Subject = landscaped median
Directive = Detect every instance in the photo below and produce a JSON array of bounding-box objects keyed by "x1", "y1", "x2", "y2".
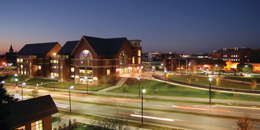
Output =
[
  {"x1": 108, "y1": 80, "x2": 260, "y2": 102},
  {"x1": 168, "y1": 75, "x2": 260, "y2": 90}
]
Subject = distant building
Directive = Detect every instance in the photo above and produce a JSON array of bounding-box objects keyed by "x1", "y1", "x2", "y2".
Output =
[
  {"x1": 17, "y1": 35, "x2": 142, "y2": 85},
  {"x1": 1, "y1": 45, "x2": 17, "y2": 66},
  {"x1": 211, "y1": 47, "x2": 254, "y2": 62},
  {"x1": 6, "y1": 95, "x2": 58, "y2": 130}
]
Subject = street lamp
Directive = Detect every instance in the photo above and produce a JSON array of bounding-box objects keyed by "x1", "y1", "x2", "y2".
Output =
[
  {"x1": 164, "y1": 69, "x2": 167, "y2": 83},
  {"x1": 84, "y1": 76, "x2": 88, "y2": 94},
  {"x1": 69, "y1": 84, "x2": 73, "y2": 113},
  {"x1": 51, "y1": 76, "x2": 55, "y2": 91},
  {"x1": 1, "y1": 81, "x2": 4, "y2": 84},
  {"x1": 22, "y1": 82, "x2": 25, "y2": 101},
  {"x1": 14, "y1": 78, "x2": 18, "y2": 93},
  {"x1": 209, "y1": 75, "x2": 212, "y2": 104},
  {"x1": 137, "y1": 76, "x2": 140, "y2": 98},
  {"x1": 141, "y1": 88, "x2": 146, "y2": 125}
]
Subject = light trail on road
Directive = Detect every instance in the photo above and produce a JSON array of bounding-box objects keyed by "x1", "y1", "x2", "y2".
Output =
[
  {"x1": 161, "y1": 105, "x2": 230, "y2": 112},
  {"x1": 130, "y1": 114, "x2": 174, "y2": 122}
]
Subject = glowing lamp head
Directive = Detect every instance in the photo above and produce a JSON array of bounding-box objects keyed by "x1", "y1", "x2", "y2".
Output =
[
  {"x1": 209, "y1": 77, "x2": 212, "y2": 82},
  {"x1": 215, "y1": 64, "x2": 218, "y2": 67},
  {"x1": 69, "y1": 86, "x2": 74, "y2": 89},
  {"x1": 22, "y1": 82, "x2": 26, "y2": 86},
  {"x1": 84, "y1": 76, "x2": 88, "y2": 80},
  {"x1": 1, "y1": 81, "x2": 4, "y2": 84},
  {"x1": 164, "y1": 70, "x2": 167, "y2": 73},
  {"x1": 137, "y1": 76, "x2": 140, "y2": 81},
  {"x1": 15, "y1": 78, "x2": 18, "y2": 82},
  {"x1": 142, "y1": 89, "x2": 146, "y2": 93}
]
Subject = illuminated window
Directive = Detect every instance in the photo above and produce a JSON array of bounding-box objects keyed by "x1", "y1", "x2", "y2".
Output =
[
  {"x1": 223, "y1": 55, "x2": 227, "y2": 57},
  {"x1": 138, "y1": 57, "x2": 141, "y2": 64},
  {"x1": 138, "y1": 50, "x2": 141, "y2": 56},
  {"x1": 21, "y1": 65, "x2": 23, "y2": 69},
  {"x1": 71, "y1": 67, "x2": 74, "y2": 72},
  {"x1": 38, "y1": 66, "x2": 41, "y2": 70},
  {"x1": 31, "y1": 120, "x2": 42, "y2": 130},
  {"x1": 20, "y1": 59, "x2": 23, "y2": 62},
  {"x1": 119, "y1": 50, "x2": 128, "y2": 66},
  {"x1": 132, "y1": 57, "x2": 135, "y2": 64},
  {"x1": 17, "y1": 59, "x2": 20, "y2": 62},
  {"x1": 107, "y1": 69, "x2": 110, "y2": 75}
]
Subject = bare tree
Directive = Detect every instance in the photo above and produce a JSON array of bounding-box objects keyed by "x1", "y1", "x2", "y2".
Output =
[
  {"x1": 236, "y1": 113, "x2": 254, "y2": 130},
  {"x1": 188, "y1": 60, "x2": 197, "y2": 78},
  {"x1": 122, "y1": 84, "x2": 129, "y2": 98},
  {"x1": 232, "y1": 89, "x2": 239, "y2": 105},
  {"x1": 251, "y1": 79, "x2": 257, "y2": 95},
  {"x1": 215, "y1": 77, "x2": 221, "y2": 93},
  {"x1": 187, "y1": 76, "x2": 192, "y2": 85}
]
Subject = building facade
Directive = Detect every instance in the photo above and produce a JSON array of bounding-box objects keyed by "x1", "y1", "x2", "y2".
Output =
[
  {"x1": 211, "y1": 47, "x2": 254, "y2": 62},
  {"x1": 17, "y1": 36, "x2": 142, "y2": 85}
]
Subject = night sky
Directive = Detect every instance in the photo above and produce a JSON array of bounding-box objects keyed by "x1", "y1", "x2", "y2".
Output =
[{"x1": 0, "y1": 0, "x2": 260, "y2": 54}]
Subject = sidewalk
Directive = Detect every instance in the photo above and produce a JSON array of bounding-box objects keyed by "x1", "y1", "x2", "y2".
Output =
[{"x1": 52, "y1": 113, "x2": 149, "y2": 130}]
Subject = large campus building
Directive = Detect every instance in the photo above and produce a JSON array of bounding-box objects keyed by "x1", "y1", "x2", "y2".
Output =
[{"x1": 17, "y1": 36, "x2": 142, "y2": 84}]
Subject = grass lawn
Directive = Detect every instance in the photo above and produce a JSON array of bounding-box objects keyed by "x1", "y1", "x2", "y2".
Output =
[
  {"x1": 52, "y1": 117, "x2": 60, "y2": 123},
  {"x1": 169, "y1": 75, "x2": 260, "y2": 90},
  {"x1": 26, "y1": 78, "x2": 58, "y2": 85},
  {"x1": 43, "y1": 82, "x2": 114, "y2": 91},
  {"x1": 227, "y1": 76, "x2": 260, "y2": 83},
  {"x1": 108, "y1": 80, "x2": 260, "y2": 102},
  {"x1": 3, "y1": 75, "x2": 24, "y2": 84}
]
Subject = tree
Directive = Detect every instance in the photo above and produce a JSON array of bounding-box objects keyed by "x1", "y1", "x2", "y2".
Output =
[
  {"x1": 249, "y1": 49, "x2": 260, "y2": 63},
  {"x1": 251, "y1": 79, "x2": 257, "y2": 95},
  {"x1": 30, "y1": 89, "x2": 38, "y2": 98},
  {"x1": 237, "y1": 63, "x2": 253, "y2": 73},
  {"x1": 236, "y1": 113, "x2": 254, "y2": 130},
  {"x1": 232, "y1": 89, "x2": 239, "y2": 105},
  {"x1": 187, "y1": 76, "x2": 192, "y2": 85},
  {"x1": 215, "y1": 77, "x2": 221, "y2": 93},
  {"x1": 122, "y1": 85, "x2": 129, "y2": 98},
  {"x1": 0, "y1": 78, "x2": 18, "y2": 129},
  {"x1": 225, "y1": 61, "x2": 233, "y2": 71},
  {"x1": 188, "y1": 60, "x2": 197, "y2": 78}
]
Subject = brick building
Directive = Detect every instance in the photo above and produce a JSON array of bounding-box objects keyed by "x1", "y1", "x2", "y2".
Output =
[
  {"x1": 212, "y1": 47, "x2": 254, "y2": 62},
  {"x1": 17, "y1": 36, "x2": 142, "y2": 85}
]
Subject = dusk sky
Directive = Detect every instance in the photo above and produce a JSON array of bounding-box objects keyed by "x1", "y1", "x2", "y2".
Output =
[{"x1": 1, "y1": 0, "x2": 260, "y2": 55}]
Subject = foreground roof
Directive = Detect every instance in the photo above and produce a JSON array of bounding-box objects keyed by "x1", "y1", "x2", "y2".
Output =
[
  {"x1": 82, "y1": 36, "x2": 127, "y2": 55},
  {"x1": 17, "y1": 42, "x2": 58, "y2": 55},
  {"x1": 57, "y1": 40, "x2": 79, "y2": 55},
  {"x1": 6, "y1": 95, "x2": 58, "y2": 129}
]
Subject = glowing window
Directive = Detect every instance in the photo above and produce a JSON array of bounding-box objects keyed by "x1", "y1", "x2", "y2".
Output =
[
  {"x1": 138, "y1": 50, "x2": 141, "y2": 56},
  {"x1": 107, "y1": 69, "x2": 110, "y2": 75},
  {"x1": 71, "y1": 67, "x2": 74, "y2": 72},
  {"x1": 38, "y1": 66, "x2": 41, "y2": 70},
  {"x1": 132, "y1": 57, "x2": 135, "y2": 64}
]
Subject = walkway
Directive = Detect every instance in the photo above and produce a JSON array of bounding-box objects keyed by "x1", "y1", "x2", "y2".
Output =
[{"x1": 99, "y1": 77, "x2": 128, "y2": 92}]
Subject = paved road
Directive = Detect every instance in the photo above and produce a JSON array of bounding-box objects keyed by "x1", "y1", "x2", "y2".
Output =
[
  {"x1": 53, "y1": 99, "x2": 260, "y2": 130},
  {"x1": 6, "y1": 86, "x2": 260, "y2": 120}
]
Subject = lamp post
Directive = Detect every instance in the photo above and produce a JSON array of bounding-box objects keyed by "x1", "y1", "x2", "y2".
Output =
[
  {"x1": 141, "y1": 88, "x2": 146, "y2": 125},
  {"x1": 15, "y1": 78, "x2": 18, "y2": 93},
  {"x1": 51, "y1": 76, "x2": 55, "y2": 91},
  {"x1": 69, "y1": 84, "x2": 73, "y2": 113},
  {"x1": 84, "y1": 76, "x2": 88, "y2": 94},
  {"x1": 1, "y1": 81, "x2": 4, "y2": 84},
  {"x1": 137, "y1": 76, "x2": 140, "y2": 98},
  {"x1": 209, "y1": 76, "x2": 212, "y2": 104},
  {"x1": 164, "y1": 69, "x2": 167, "y2": 83},
  {"x1": 22, "y1": 82, "x2": 25, "y2": 101}
]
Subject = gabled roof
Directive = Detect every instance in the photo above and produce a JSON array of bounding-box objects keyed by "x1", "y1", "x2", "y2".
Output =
[
  {"x1": 17, "y1": 42, "x2": 58, "y2": 55},
  {"x1": 6, "y1": 95, "x2": 58, "y2": 129},
  {"x1": 214, "y1": 48, "x2": 252, "y2": 54},
  {"x1": 57, "y1": 40, "x2": 79, "y2": 55},
  {"x1": 82, "y1": 36, "x2": 127, "y2": 55}
]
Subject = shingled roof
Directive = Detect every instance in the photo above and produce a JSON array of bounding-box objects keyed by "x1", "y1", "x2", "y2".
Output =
[
  {"x1": 82, "y1": 36, "x2": 127, "y2": 55},
  {"x1": 57, "y1": 40, "x2": 79, "y2": 55},
  {"x1": 6, "y1": 95, "x2": 58, "y2": 129},
  {"x1": 17, "y1": 42, "x2": 58, "y2": 55}
]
